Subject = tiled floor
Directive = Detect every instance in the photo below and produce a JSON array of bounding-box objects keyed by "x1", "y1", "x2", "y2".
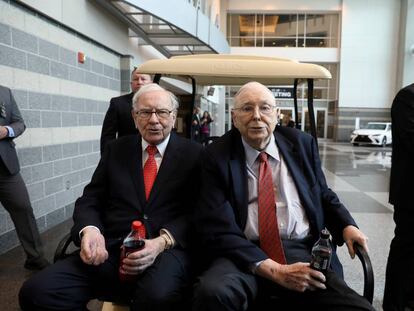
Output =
[
  {"x1": 0, "y1": 142, "x2": 394, "y2": 310},
  {"x1": 320, "y1": 142, "x2": 393, "y2": 311}
]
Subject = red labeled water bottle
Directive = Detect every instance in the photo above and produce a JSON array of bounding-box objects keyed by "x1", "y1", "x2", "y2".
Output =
[
  {"x1": 310, "y1": 229, "x2": 332, "y2": 274},
  {"x1": 119, "y1": 220, "x2": 146, "y2": 282}
]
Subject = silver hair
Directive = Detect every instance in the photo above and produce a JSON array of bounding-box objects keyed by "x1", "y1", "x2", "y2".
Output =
[
  {"x1": 132, "y1": 83, "x2": 179, "y2": 111},
  {"x1": 233, "y1": 81, "x2": 276, "y2": 107}
]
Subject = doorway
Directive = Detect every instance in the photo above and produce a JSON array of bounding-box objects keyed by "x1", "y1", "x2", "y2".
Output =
[{"x1": 301, "y1": 107, "x2": 327, "y2": 138}]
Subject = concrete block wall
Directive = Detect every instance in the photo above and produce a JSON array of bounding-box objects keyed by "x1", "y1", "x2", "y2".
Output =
[{"x1": 0, "y1": 0, "x2": 124, "y2": 254}]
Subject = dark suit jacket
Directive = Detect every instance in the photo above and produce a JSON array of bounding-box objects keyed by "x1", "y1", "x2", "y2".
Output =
[
  {"x1": 0, "y1": 86, "x2": 25, "y2": 175},
  {"x1": 100, "y1": 92, "x2": 138, "y2": 154},
  {"x1": 71, "y1": 133, "x2": 202, "y2": 251},
  {"x1": 389, "y1": 83, "x2": 414, "y2": 207},
  {"x1": 196, "y1": 127, "x2": 356, "y2": 275}
]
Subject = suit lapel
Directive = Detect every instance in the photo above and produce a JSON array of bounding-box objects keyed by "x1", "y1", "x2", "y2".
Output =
[
  {"x1": 229, "y1": 130, "x2": 249, "y2": 228},
  {"x1": 126, "y1": 137, "x2": 146, "y2": 210},
  {"x1": 145, "y1": 133, "x2": 180, "y2": 207},
  {"x1": 274, "y1": 131, "x2": 316, "y2": 217}
]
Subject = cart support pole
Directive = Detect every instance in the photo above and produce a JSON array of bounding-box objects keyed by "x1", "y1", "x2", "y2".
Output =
[
  {"x1": 153, "y1": 74, "x2": 161, "y2": 84},
  {"x1": 307, "y1": 79, "x2": 318, "y2": 144},
  {"x1": 190, "y1": 77, "x2": 196, "y2": 141},
  {"x1": 293, "y1": 79, "x2": 299, "y2": 129}
]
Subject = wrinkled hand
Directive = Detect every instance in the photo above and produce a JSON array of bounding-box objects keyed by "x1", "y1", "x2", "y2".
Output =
[
  {"x1": 343, "y1": 225, "x2": 369, "y2": 259},
  {"x1": 0, "y1": 126, "x2": 8, "y2": 139},
  {"x1": 256, "y1": 259, "x2": 326, "y2": 292},
  {"x1": 80, "y1": 228, "x2": 108, "y2": 265},
  {"x1": 120, "y1": 236, "x2": 165, "y2": 275}
]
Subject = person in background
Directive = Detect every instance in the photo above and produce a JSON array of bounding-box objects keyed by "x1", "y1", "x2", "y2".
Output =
[
  {"x1": 191, "y1": 106, "x2": 201, "y2": 142},
  {"x1": 192, "y1": 81, "x2": 374, "y2": 311},
  {"x1": 200, "y1": 111, "x2": 213, "y2": 143},
  {"x1": 19, "y1": 84, "x2": 202, "y2": 311},
  {"x1": 0, "y1": 85, "x2": 49, "y2": 271},
  {"x1": 286, "y1": 119, "x2": 295, "y2": 128},
  {"x1": 383, "y1": 83, "x2": 414, "y2": 311},
  {"x1": 100, "y1": 67, "x2": 152, "y2": 153}
]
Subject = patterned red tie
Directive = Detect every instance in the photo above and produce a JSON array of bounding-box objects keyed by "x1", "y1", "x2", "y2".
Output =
[
  {"x1": 143, "y1": 145, "x2": 158, "y2": 200},
  {"x1": 258, "y1": 152, "x2": 286, "y2": 264}
]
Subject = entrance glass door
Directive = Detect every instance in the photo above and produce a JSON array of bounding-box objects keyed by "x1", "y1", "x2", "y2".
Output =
[{"x1": 301, "y1": 108, "x2": 327, "y2": 138}]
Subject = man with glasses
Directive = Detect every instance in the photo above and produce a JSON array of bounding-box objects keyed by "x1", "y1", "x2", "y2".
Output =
[
  {"x1": 20, "y1": 84, "x2": 202, "y2": 311},
  {"x1": 100, "y1": 67, "x2": 152, "y2": 153},
  {"x1": 192, "y1": 82, "x2": 374, "y2": 310}
]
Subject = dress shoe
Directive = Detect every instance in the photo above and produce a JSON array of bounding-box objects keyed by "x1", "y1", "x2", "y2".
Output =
[{"x1": 24, "y1": 257, "x2": 51, "y2": 271}]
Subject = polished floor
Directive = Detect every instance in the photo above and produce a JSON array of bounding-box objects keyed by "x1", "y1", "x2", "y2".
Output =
[{"x1": 0, "y1": 142, "x2": 394, "y2": 310}]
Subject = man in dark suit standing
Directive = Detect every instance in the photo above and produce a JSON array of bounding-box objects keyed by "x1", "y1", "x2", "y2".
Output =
[
  {"x1": 383, "y1": 83, "x2": 414, "y2": 311},
  {"x1": 192, "y1": 82, "x2": 374, "y2": 310},
  {"x1": 191, "y1": 106, "x2": 201, "y2": 142},
  {"x1": 100, "y1": 67, "x2": 151, "y2": 153},
  {"x1": 0, "y1": 85, "x2": 49, "y2": 270},
  {"x1": 20, "y1": 84, "x2": 202, "y2": 311}
]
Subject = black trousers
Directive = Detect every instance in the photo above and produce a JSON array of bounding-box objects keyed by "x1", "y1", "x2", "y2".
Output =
[
  {"x1": 0, "y1": 169, "x2": 44, "y2": 260},
  {"x1": 383, "y1": 207, "x2": 414, "y2": 311},
  {"x1": 19, "y1": 247, "x2": 192, "y2": 311},
  {"x1": 192, "y1": 257, "x2": 374, "y2": 311}
]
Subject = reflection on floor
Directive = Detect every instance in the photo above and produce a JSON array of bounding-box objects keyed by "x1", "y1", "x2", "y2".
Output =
[
  {"x1": 320, "y1": 142, "x2": 393, "y2": 311},
  {"x1": 0, "y1": 142, "x2": 393, "y2": 310}
]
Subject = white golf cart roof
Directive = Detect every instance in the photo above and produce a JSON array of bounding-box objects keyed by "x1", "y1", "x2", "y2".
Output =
[
  {"x1": 137, "y1": 54, "x2": 331, "y2": 86},
  {"x1": 137, "y1": 54, "x2": 332, "y2": 141}
]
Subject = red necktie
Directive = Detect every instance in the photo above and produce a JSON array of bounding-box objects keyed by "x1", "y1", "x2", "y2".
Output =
[
  {"x1": 143, "y1": 145, "x2": 158, "y2": 200},
  {"x1": 258, "y1": 152, "x2": 286, "y2": 264}
]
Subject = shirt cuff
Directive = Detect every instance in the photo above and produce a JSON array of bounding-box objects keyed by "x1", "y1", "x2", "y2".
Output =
[
  {"x1": 249, "y1": 260, "x2": 265, "y2": 274},
  {"x1": 79, "y1": 225, "x2": 100, "y2": 239},
  {"x1": 4, "y1": 126, "x2": 14, "y2": 137}
]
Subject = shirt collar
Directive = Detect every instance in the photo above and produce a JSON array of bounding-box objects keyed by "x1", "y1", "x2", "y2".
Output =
[
  {"x1": 142, "y1": 134, "x2": 171, "y2": 157},
  {"x1": 241, "y1": 134, "x2": 280, "y2": 167}
]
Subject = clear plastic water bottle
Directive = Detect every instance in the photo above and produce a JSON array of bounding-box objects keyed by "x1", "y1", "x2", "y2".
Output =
[
  {"x1": 119, "y1": 220, "x2": 146, "y2": 282},
  {"x1": 310, "y1": 229, "x2": 332, "y2": 274}
]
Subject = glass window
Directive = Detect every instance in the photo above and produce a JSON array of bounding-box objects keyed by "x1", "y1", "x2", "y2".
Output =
[
  {"x1": 238, "y1": 14, "x2": 256, "y2": 36},
  {"x1": 305, "y1": 38, "x2": 327, "y2": 47},
  {"x1": 264, "y1": 14, "x2": 297, "y2": 37},
  {"x1": 305, "y1": 14, "x2": 339, "y2": 48},
  {"x1": 263, "y1": 37, "x2": 297, "y2": 47},
  {"x1": 226, "y1": 13, "x2": 339, "y2": 49},
  {"x1": 240, "y1": 37, "x2": 255, "y2": 47}
]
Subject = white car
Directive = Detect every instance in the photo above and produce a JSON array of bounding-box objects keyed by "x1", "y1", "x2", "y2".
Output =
[{"x1": 350, "y1": 122, "x2": 392, "y2": 147}]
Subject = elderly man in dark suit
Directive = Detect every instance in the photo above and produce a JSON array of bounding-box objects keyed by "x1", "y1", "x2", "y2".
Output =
[
  {"x1": 383, "y1": 83, "x2": 414, "y2": 311},
  {"x1": 20, "y1": 84, "x2": 202, "y2": 311},
  {"x1": 192, "y1": 82, "x2": 374, "y2": 311},
  {"x1": 0, "y1": 85, "x2": 49, "y2": 270},
  {"x1": 100, "y1": 67, "x2": 152, "y2": 153}
]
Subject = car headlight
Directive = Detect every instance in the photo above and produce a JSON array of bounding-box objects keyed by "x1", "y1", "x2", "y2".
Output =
[{"x1": 372, "y1": 134, "x2": 381, "y2": 137}]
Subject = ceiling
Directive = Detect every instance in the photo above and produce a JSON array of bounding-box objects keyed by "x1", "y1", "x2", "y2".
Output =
[{"x1": 95, "y1": 0, "x2": 218, "y2": 58}]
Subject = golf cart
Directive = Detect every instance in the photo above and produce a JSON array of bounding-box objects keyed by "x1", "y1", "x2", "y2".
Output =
[{"x1": 55, "y1": 54, "x2": 374, "y2": 310}]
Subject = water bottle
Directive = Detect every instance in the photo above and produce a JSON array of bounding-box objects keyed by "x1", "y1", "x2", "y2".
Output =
[
  {"x1": 310, "y1": 229, "x2": 332, "y2": 274},
  {"x1": 119, "y1": 220, "x2": 146, "y2": 282}
]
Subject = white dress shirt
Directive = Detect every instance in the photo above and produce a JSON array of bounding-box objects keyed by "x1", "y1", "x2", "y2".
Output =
[
  {"x1": 242, "y1": 134, "x2": 310, "y2": 241},
  {"x1": 141, "y1": 134, "x2": 171, "y2": 169}
]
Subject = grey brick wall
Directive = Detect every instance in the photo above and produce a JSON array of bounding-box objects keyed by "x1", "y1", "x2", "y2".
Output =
[
  {"x1": 0, "y1": 1, "x2": 123, "y2": 254},
  {"x1": 0, "y1": 22, "x2": 121, "y2": 91},
  {"x1": 0, "y1": 139, "x2": 100, "y2": 254}
]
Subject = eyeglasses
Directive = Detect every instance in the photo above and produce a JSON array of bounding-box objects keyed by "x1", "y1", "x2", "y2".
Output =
[
  {"x1": 135, "y1": 109, "x2": 174, "y2": 120},
  {"x1": 232, "y1": 104, "x2": 277, "y2": 116}
]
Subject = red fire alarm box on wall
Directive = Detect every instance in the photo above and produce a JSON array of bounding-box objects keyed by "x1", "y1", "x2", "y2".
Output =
[{"x1": 78, "y1": 52, "x2": 86, "y2": 64}]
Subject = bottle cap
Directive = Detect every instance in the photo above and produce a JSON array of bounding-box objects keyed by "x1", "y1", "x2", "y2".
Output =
[
  {"x1": 132, "y1": 220, "x2": 142, "y2": 231},
  {"x1": 131, "y1": 220, "x2": 146, "y2": 238},
  {"x1": 321, "y1": 229, "x2": 330, "y2": 239}
]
